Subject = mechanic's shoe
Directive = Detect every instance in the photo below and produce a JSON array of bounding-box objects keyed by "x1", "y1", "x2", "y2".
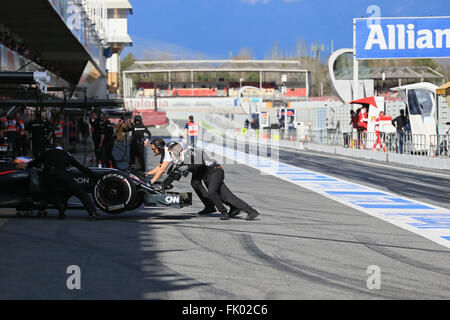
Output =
[
  {"x1": 58, "y1": 206, "x2": 66, "y2": 220},
  {"x1": 245, "y1": 209, "x2": 260, "y2": 221},
  {"x1": 220, "y1": 211, "x2": 230, "y2": 220},
  {"x1": 228, "y1": 208, "x2": 242, "y2": 218},
  {"x1": 198, "y1": 207, "x2": 216, "y2": 215},
  {"x1": 89, "y1": 212, "x2": 101, "y2": 221}
]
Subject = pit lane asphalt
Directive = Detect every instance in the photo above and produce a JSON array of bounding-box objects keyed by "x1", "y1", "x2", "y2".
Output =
[{"x1": 0, "y1": 129, "x2": 450, "y2": 299}]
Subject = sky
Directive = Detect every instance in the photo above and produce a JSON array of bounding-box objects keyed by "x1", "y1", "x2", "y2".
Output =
[{"x1": 123, "y1": 0, "x2": 449, "y2": 60}]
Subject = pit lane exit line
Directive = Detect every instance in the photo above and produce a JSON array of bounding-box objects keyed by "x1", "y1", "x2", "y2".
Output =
[{"x1": 200, "y1": 141, "x2": 450, "y2": 249}]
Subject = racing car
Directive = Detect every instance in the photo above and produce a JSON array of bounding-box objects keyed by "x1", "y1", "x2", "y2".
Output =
[{"x1": 0, "y1": 161, "x2": 192, "y2": 217}]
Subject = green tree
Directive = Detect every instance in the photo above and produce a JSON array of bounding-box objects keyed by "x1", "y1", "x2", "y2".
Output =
[{"x1": 121, "y1": 53, "x2": 136, "y2": 72}]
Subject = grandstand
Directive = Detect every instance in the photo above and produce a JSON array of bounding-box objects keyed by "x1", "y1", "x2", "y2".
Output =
[{"x1": 123, "y1": 60, "x2": 310, "y2": 100}]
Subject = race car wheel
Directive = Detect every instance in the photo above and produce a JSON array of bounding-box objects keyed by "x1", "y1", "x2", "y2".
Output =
[
  {"x1": 93, "y1": 172, "x2": 136, "y2": 214},
  {"x1": 126, "y1": 191, "x2": 145, "y2": 211}
]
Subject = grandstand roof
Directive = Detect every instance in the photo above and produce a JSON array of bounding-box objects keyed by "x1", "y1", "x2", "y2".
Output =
[
  {"x1": 336, "y1": 66, "x2": 444, "y2": 80},
  {"x1": 124, "y1": 60, "x2": 309, "y2": 73}
]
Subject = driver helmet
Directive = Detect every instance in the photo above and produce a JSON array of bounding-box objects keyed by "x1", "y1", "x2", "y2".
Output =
[{"x1": 14, "y1": 156, "x2": 32, "y2": 164}]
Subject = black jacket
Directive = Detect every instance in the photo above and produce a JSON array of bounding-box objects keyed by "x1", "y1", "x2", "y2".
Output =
[
  {"x1": 125, "y1": 123, "x2": 151, "y2": 145},
  {"x1": 103, "y1": 120, "x2": 116, "y2": 144},
  {"x1": 181, "y1": 148, "x2": 220, "y2": 178},
  {"x1": 90, "y1": 118, "x2": 104, "y2": 145},
  {"x1": 29, "y1": 147, "x2": 96, "y2": 177}
]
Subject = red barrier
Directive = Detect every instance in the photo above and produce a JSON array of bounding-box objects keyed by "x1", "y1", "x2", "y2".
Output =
[
  {"x1": 135, "y1": 110, "x2": 167, "y2": 126},
  {"x1": 284, "y1": 88, "x2": 307, "y2": 97}
]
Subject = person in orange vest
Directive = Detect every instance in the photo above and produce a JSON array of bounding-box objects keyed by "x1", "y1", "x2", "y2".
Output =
[
  {"x1": 0, "y1": 116, "x2": 7, "y2": 131},
  {"x1": 52, "y1": 117, "x2": 65, "y2": 147},
  {"x1": 15, "y1": 112, "x2": 27, "y2": 156},
  {"x1": 184, "y1": 115, "x2": 199, "y2": 148}
]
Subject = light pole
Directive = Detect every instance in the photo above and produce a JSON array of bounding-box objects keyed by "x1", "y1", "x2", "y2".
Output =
[{"x1": 282, "y1": 74, "x2": 287, "y2": 139}]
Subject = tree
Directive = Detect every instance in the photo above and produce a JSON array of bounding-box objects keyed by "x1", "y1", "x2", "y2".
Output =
[
  {"x1": 119, "y1": 53, "x2": 136, "y2": 95},
  {"x1": 121, "y1": 53, "x2": 136, "y2": 72}
]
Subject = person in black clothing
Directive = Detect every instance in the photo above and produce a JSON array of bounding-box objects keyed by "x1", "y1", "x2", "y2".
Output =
[
  {"x1": 28, "y1": 113, "x2": 50, "y2": 159},
  {"x1": 0, "y1": 123, "x2": 12, "y2": 161},
  {"x1": 100, "y1": 114, "x2": 117, "y2": 169},
  {"x1": 26, "y1": 143, "x2": 101, "y2": 220},
  {"x1": 392, "y1": 109, "x2": 407, "y2": 154},
  {"x1": 90, "y1": 110, "x2": 104, "y2": 167},
  {"x1": 167, "y1": 142, "x2": 260, "y2": 221},
  {"x1": 124, "y1": 114, "x2": 151, "y2": 172}
]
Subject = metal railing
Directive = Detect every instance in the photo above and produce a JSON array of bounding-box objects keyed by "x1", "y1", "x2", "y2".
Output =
[{"x1": 233, "y1": 127, "x2": 450, "y2": 159}]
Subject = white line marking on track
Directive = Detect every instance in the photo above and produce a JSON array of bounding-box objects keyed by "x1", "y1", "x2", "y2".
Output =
[{"x1": 200, "y1": 141, "x2": 450, "y2": 249}]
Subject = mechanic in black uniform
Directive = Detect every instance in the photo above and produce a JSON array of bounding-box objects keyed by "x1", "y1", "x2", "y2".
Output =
[
  {"x1": 124, "y1": 114, "x2": 151, "y2": 172},
  {"x1": 90, "y1": 110, "x2": 104, "y2": 167},
  {"x1": 100, "y1": 113, "x2": 117, "y2": 169},
  {"x1": 167, "y1": 142, "x2": 260, "y2": 221},
  {"x1": 26, "y1": 143, "x2": 101, "y2": 220},
  {"x1": 0, "y1": 122, "x2": 13, "y2": 165},
  {"x1": 28, "y1": 112, "x2": 50, "y2": 159}
]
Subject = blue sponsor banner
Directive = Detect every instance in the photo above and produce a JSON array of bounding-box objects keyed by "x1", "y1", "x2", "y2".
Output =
[{"x1": 356, "y1": 17, "x2": 450, "y2": 59}]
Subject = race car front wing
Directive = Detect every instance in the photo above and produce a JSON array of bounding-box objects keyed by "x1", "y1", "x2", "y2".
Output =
[{"x1": 144, "y1": 192, "x2": 192, "y2": 208}]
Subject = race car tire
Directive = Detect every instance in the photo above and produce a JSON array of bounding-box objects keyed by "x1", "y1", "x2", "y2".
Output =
[
  {"x1": 126, "y1": 190, "x2": 145, "y2": 211},
  {"x1": 93, "y1": 172, "x2": 136, "y2": 214}
]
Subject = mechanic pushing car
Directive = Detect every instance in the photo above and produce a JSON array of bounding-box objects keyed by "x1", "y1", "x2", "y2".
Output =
[
  {"x1": 25, "y1": 142, "x2": 101, "y2": 221},
  {"x1": 167, "y1": 142, "x2": 260, "y2": 221},
  {"x1": 145, "y1": 138, "x2": 172, "y2": 185},
  {"x1": 124, "y1": 114, "x2": 151, "y2": 172}
]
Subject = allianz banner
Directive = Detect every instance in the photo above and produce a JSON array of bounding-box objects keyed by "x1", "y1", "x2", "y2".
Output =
[{"x1": 356, "y1": 17, "x2": 450, "y2": 59}]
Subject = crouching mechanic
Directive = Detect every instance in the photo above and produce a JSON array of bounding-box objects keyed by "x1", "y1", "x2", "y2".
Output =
[
  {"x1": 25, "y1": 143, "x2": 102, "y2": 221},
  {"x1": 167, "y1": 142, "x2": 260, "y2": 221},
  {"x1": 145, "y1": 138, "x2": 172, "y2": 184}
]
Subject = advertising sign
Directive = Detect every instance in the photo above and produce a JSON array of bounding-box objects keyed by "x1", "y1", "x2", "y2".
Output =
[{"x1": 356, "y1": 17, "x2": 450, "y2": 59}]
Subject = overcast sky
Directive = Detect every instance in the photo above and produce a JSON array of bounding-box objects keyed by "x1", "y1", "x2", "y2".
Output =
[{"x1": 123, "y1": 0, "x2": 449, "y2": 60}]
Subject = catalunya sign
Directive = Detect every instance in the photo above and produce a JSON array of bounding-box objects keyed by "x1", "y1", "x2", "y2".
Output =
[{"x1": 355, "y1": 17, "x2": 450, "y2": 59}]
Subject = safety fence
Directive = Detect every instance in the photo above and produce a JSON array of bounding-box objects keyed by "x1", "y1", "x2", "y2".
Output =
[{"x1": 233, "y1": 128, "x2": 450, "y2": 159}]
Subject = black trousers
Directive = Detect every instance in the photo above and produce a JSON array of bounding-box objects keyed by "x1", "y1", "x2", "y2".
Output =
[
  {"x1": 42, "y1": 171, "x2": 96, "y2": 215},
  {"x1": 129, "y1": 143, "x2": 145, "y2": 171},
  {"x1": 94, "y1": 141, "x2": 102, "y2": 165},
  {"x1": 16, "y1": 134, "x2": 27, "y2": 156},
  {"x1": 6, "y1": 132, "x2": 17, "y2": 158},
  {"x1": 32, "y1": 139, "x2": 44, "y2": 159},
  {"x1": 102, "y1": 142, "x2": 117, "y2": 168},
  {"x1": 191, "y1": 167, "x2": 252, "y2": 213}
]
